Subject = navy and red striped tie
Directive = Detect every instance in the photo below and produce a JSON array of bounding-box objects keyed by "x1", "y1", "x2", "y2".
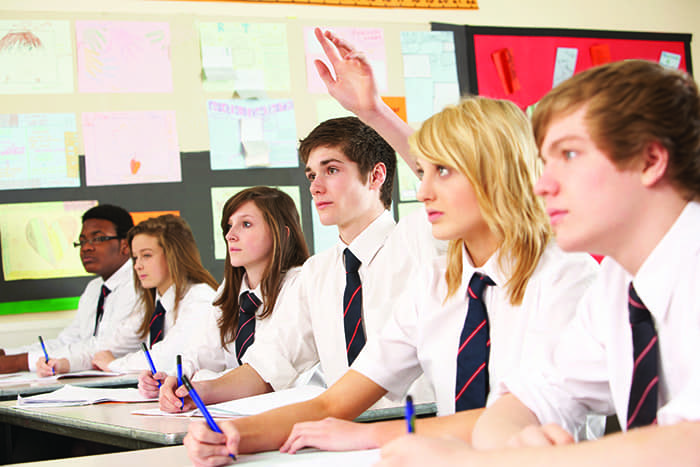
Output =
[
  {"x1": 149, "y1": 300, "x2": 166, "y2": 348},
  {"x1": 93, "y1": 285, "x2": 111, "y2": 336},
  {"x1": 455, "y1": 272, "x2": 494, "y2": 412},
  {"x1": 343, "y1": 248, "x2": 366, "y2": 365},
  {"x1": 626, "y1": 283, "x2": 659, "y2": 429},
  {"x1": 235, "y1": 291, "x2": 260, "y2": 365}
]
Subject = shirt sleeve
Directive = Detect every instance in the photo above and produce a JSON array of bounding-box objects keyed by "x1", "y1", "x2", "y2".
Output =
[
  {"x1": 352, "y1": 279, "x2": 424, "y2": 401},
  {"x1": 179, "y1": 303, "x2": 228, "y2": 378},
  {"x1": 244, "y1": 268, "x2": 320, "y2": 390}
]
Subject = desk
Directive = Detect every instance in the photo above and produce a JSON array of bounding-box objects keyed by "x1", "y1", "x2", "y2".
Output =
[
  {"x1": 0, "y1": 374, "x2": 139, "y2": 401},
  {"x1": 7, "y1": 445, "x2": 382, "y2": 466}
]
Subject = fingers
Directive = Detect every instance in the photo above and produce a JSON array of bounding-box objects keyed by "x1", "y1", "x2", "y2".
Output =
[
  {"x1": 314, "y1": 59, "x2": 336, "y2": 88},
  {"x1": 159, "y1": 376, "x2": 184, "y2": 412},
  {"x1": 184, "y1": 422, "x2": 234, "y2": 467},
  {"x1": 314, "y1": 27, "x2": 342, "y2": 65},
  {"x1": 219, "y1": 421, "x2": 241, "y2": 458}
]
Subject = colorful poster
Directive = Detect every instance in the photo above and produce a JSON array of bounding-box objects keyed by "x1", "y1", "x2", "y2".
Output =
[
  {"x1": 210, "y1": 186, "x2": 302, "y2": 260},
  {"x1": 199, "y1": 22, "x2": 290, "y2": 93},
  {"x1": 0, "y1": 113, "x2": 79, "y2": 190},
  {"x1": 401, "y1": 30, "x2": 459, "y2": 123},
  {"x1": 0, "y1": 200, "x2": 97, "y2": 281},
  {"x1": 0, "y1": 20, "x2": 74, "y2": 94},
  {"x1": 82, "y1": 110, "x2": 181, "y2": 186},
  {"x1": 76, "y1": 20, "x2": 172, "y2": 93},
  {"x1": 304, "y1": 26, "x2": 387, "y2": 94},
  {"x1": 207, "y1": 99, "x2": 298, "y2": 170}
]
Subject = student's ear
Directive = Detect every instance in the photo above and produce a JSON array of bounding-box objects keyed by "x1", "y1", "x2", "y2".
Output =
[
  {"x1": 369, "y1": 162, "x2": 387, "y2": 190},
  {"x1": 119, "y1": 239, "x2": 130, "y2": 257},
  {"x1": 639, "y1": 141, "x2": 670, "y2": 187}
]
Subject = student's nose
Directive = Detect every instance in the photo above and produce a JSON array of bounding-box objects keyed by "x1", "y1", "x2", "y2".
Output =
[
  {"x1": 309, "y1": 176, "x2": 324, "y2": 195},
  {"x1": 416, "y1": 177, "x2": 432, "y2": 202},
  {"x1": 225, "y1": 225, "x2": 238, "y2": 241},
  {"x1": 534, "y1": 168, "x2": 559, "y2": 198}
]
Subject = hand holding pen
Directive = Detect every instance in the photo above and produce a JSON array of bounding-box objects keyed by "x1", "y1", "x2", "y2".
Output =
[
  {"x1": 182, "y1": 375, "x2": 237, "y2": 461},
  {"x1": 176, "y1": 354, "x2": 184, "y2": 410},
  {"x1": 405, "y1": 395, "x2": 416, "y2": 434},
  {"x1": 141, "y1": 342, "x2": 162, "y2": 388},
  {"x1": 38, "y1": 336, "x2": 54, "y2": 376}
]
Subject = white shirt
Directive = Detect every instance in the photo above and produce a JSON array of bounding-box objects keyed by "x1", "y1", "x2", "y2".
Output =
[
  {"x1": 104, "y1": 282, "x2": 218, "y2": 374},
  {"x1": 386, "y1": 209, "x2": 449, "y2": 264},
  {"x1": 180, "y1": 268, "x2": 302, "y2": 378},
  {"x1": 353, "y1": 242, "x2": 599, "y2": 416},
  {"x1": 498, "y1": 201, "x2": 700, "y2": 433},
  {"x1": 245, "y1": 210, "x2": 435, "y2": 405},
  {"x1": 6, "y1": 260, "x2": 139, "y2": 372}
]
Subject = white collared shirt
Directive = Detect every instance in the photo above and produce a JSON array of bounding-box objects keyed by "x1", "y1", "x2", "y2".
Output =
[
  {"x1": 498, "y1": 201, "x2": 700, "y2": 433},
  {"x1": 245, "y1": 210, "x2": 435, "y2": 405},
  {"x1": 179, "y1": 268, "x2": 302, "y2": 378},
  {"x1": 104, "y1": 281, "x2": 217, "y2": 374},
  {"x1": 6, "y1": 259, "x2": 139, "y2": 372},
  {"x1": 353, "y1": 241, "x2": 599, "y2": 416}
]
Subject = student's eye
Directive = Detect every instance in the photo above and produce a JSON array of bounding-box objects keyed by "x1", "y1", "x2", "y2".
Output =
[
  {"x1": 306, "y1": 173, "x2": 316, "y2": 182},
  {"x1": 243, "y1": 221, "x2": 251, "y2": 228},
  {"x1": 416, "y1": 168, "x2": 424, "y2": 180},
  {"x1": 327, "y1": 166, "x2": 338, "y2": 175},
  {"x1": 563, "y1": 150, "x2": 578, "y2": 160},
  {"x1": 437, "y1": 166, "x2": 450, "y2": 176}
]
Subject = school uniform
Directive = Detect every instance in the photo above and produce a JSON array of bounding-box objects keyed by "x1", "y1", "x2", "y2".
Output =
[
  {"x1": 179, "y1": 268, "x2": 302, "y2": 379},
  {"x1": 353, "y1": 242, "x2": 599, "y2": 416},
  {"x1": 244, "y1": 210, "x2": 435, "y2": 406},
  {"x1": 102, "y1": 282, "x2": 217, "y2": 375},
  {"x1": 5, "y1": 259, "x2": 138, "y2": 372},
  {"x1": 495, "y1": 201, "x2": 700, "y2": 433}
]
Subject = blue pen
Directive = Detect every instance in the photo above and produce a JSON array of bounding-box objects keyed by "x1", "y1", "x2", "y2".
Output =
[
  {"x1": 182, "y1": 375, "x2": 236, "y2": 461},
  {"x1": 176, "y1": 354, "x2": 184, "y2": 410},
  {"x1": 405, "y1": 395, "x2": 416, "y2": 433},
  {"x1": 38, "y1": 336, "x2": 54, "y2": 376},
  {"x1": 141, "y1": 342, "x2": 161, "y2": 388}
]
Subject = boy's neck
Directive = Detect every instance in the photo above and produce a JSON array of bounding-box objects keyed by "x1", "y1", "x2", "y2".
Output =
[{"x1": 338, "y1": 205, "x2": 386, "y2": 246}]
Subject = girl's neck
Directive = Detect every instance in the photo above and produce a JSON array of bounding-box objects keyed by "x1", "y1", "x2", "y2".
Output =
[{"x1": 463, "y1": 230, "x2": 500, "y2": 268}]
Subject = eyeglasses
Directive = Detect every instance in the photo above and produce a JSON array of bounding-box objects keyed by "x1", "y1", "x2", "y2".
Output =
[{"x1": 73, "y1": 236, "x2": 120, "y2": 248}]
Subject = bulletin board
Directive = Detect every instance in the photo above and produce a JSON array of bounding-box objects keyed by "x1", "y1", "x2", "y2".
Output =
[
  {"x1": 432, "y1": 24, "x2": 693, "y2": 109},
  {"x1": 0, "y1": 9, "x2": 436, "y2": 314}
]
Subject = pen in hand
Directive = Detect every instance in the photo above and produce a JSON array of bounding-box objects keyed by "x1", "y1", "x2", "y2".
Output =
[
  {"x1": 38, "y1": 336, "x2": 54, "y2": 376},
  {"x1": 182, "y1": 375, "x2": 236, "y2": 461},
  {"x1": 176, "y1": 354, "x2": 184, "y2": 410},
  {"x1": 405, "y1": 395, "x2": 416, "y2": 433},
  {"x1": 141, "y1": 342, "x2": 161, "y2": 388}
]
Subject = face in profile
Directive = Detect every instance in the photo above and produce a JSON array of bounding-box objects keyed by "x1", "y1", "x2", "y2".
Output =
[
  {"x1": 79, "y1": 218, "x2": 127, "y2": 280},
  {"x1": 131, "y1": 233, "x2": 172, "y2": 295},
  {"x1": 225, "y1": 200, "x2": 273, "y2": 276}
]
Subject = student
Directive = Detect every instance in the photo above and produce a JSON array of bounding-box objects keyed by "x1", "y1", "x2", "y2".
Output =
[
  {"x1": 378, "y1": 60, "x2": 700, "y2": 466},
  {"x1": 0, "y1": 204, "x2": 137, "y2": 375},
  {"x1": 44, "y1": 214, "x2": 219, "y2": 376},
  {"x1": 153, "y1": 187, "x2": 309, "y2": 403},
  {"x1": 183, "y1": 97, "x2": 598, "y2": 464}
]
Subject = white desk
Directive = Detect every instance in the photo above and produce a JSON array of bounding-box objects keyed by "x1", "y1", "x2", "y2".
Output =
[
  {"x1": 0, "y1": 374, "x2": 139, "y2": 401},
  {"x1": 7, "y1": 445, "x2": 382, "y2": 466}
]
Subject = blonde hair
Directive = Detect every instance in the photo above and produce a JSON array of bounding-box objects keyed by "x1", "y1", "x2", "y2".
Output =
[{"x1": 410, "y1": 97, "x2": 552, "y2": 305}]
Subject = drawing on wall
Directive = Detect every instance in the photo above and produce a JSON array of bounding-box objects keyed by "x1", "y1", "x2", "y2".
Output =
[{"x1": 0, "y1": 20, "x2": 73, "y2": 94}]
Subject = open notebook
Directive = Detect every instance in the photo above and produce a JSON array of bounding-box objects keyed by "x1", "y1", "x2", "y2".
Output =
[
  {"x1": 132, "y1": 385, "x2": 326, "y2": 418},
  {"x1": 16, "y1": 384, "x2": 157, "y2": 407}
]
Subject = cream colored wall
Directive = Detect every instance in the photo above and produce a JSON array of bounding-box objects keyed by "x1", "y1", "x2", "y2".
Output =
[{"x1": 0, "y1": 0, "x2": 697, "y2": 338}]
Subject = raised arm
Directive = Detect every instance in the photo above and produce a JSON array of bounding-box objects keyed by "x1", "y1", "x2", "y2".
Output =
[{"x1": 314, "y1": 27, "x2": 418, "y2": 174}]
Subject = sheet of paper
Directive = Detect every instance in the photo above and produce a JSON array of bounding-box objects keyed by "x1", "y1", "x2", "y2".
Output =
[
  {"x1": 0, "y1": 370, "x2": 124, "y2": 386},
  {"x1": 552, "y1": 47, "x2": 578, "y2": 87},
  {"x1": 199, "y1": 22, "x2": 290, "y2": 93},
  {"x1": 133, "y1": 385, "x2": 325, "y2": 418},
  {"x1": 82, "y1": 110, "x2": 181, "y2": 186},
  {"x1": 207, "y1": 99, "x2": 297, "y2": 170},
  {"x1": 0, "y1": 113, "x2": 79, "y2": 190},
  {"x1": 0, "y1": 20, "x2": 73, "y2": 94},
  {"x1": 304, "y1": 26, "x2": 387, "y2": 94},
  {"x1": 234, "y1": 448, "x2": 380, "y2": 466},
  {"x1": 210, "y1": 186, "x2": 301, "y2": 260},
  {"x1": 0, "y1": 200, "x2": 97, "y2": 281},
  {"x1": 76, "y1": 20, "x2": 172, "y2": 93},
  {"x1": 401, "y1": 30, "x2": 459, "y2": 123},
  {"x1": 17, "y1": 384, "x2": 156, "y2": 407},
  {"x1": 659, "y1": 51, "x2": 682, "y2": 69}
]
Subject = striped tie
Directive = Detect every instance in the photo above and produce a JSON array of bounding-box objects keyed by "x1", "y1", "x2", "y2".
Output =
[
  {"x1": 149, "y1": 300, "x2": 167, "y2": 348},
  {"x1": 343, "y1": 248, "x2": 366, "y2": 365},
  {"x1": 455, "y1": 272, "x2": 494, "y2": 412},
  {"x1": 235, "y1": 291, "x2": 260, "y2": 365},
  {"x1": 626, "y1": 283, "x2": 659, "y2": 429},
  {"x1": 93, "y1": 285, "x2": 111, "y2": 336}
]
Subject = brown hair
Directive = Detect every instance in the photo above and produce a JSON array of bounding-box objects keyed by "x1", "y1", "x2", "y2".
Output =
[
  {"x1": 215, "y1": 187, "x2": 309, "y2": 348},
  {"x1": 298, "y1": 116, "x2": 396, "y2": 209},
  {"x1": 532, "y1": 59, "x2": 700, "y2": 200},
  {"x1": 128, "y1": 214, "x2": 218, "y2": 339},
  {"x1": 410, "y1": 97, "x2": 551, "y2": 305}
]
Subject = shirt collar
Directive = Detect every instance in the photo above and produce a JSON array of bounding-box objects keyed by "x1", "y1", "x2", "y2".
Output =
[
  {"x1": 239, "y1": 274, "x2": 262, "y2": 301},
  {"x1": 103, "y1": 258, "x2": 133, "y2": 291},
  {"x1": 155, "y1": 283, "x2": 176, "y2": 312},
  {"x1": 337, "y1": 210, "x2": 396, "y2": 267},
  {"x1": 460, "y1": 243, "x2": 507, "y2": 289},
  {"x1": 633, "y1": 201, "x2": 700, "y2": 321}
]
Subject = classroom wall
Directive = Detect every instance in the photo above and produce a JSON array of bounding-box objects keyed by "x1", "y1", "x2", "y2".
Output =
[{"x1": 1, "y1": 0, "x2": 697, "y2": 338}]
